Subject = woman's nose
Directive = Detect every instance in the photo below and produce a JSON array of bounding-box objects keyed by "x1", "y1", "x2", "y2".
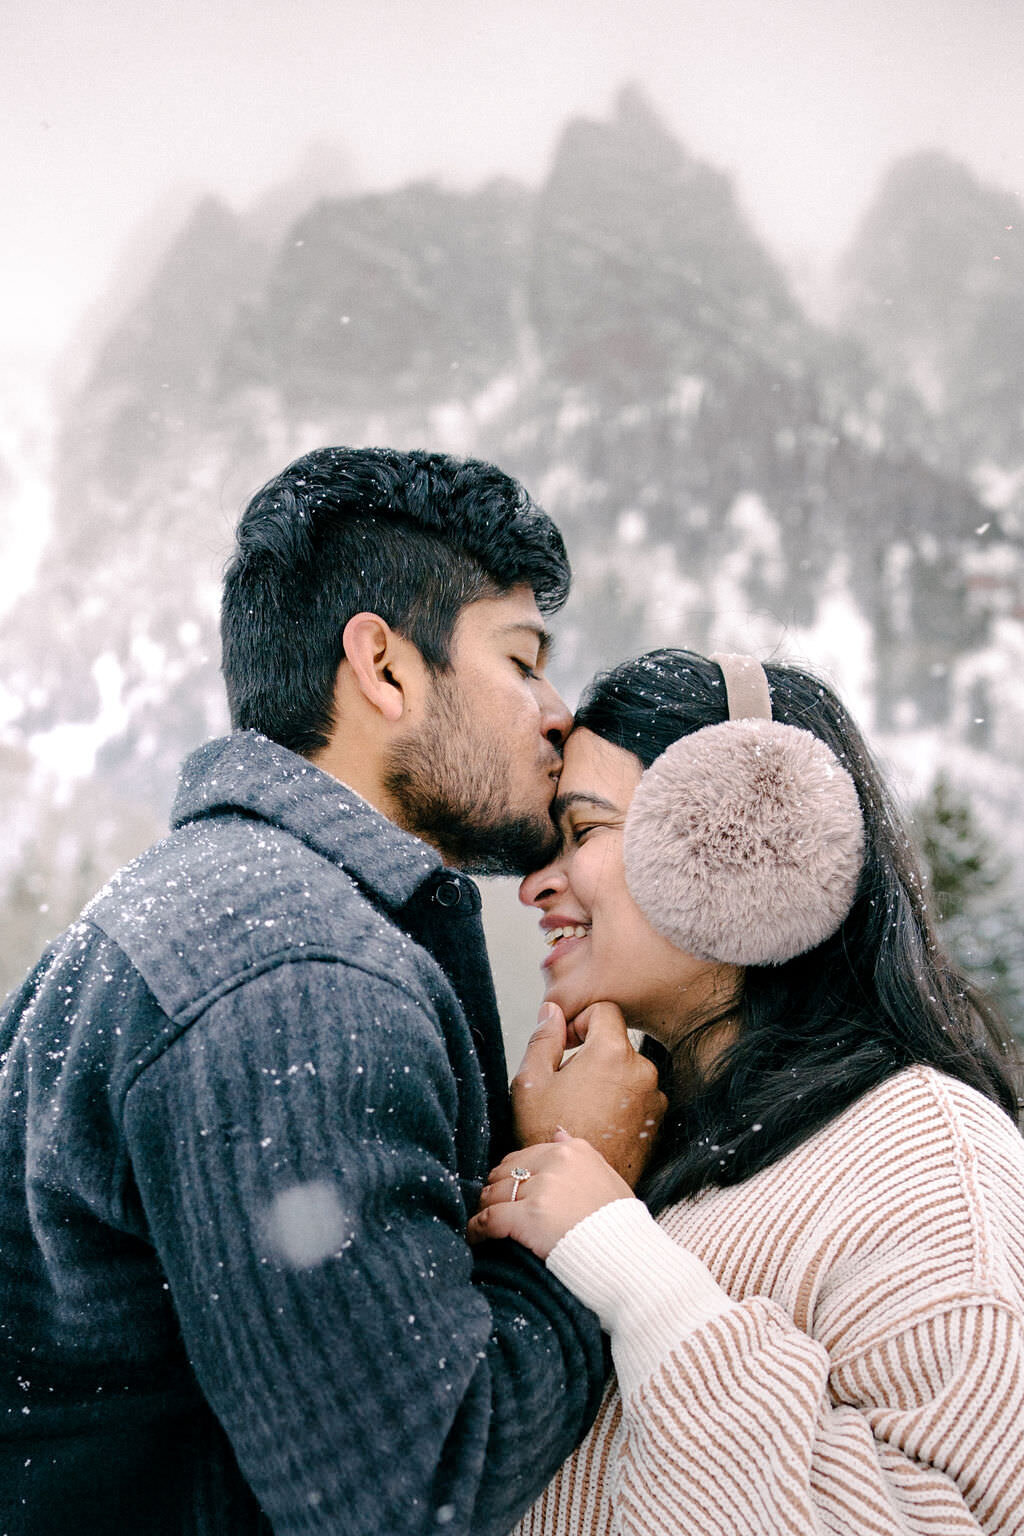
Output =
[{"x1": 519, "y1": 861, "x2": 567, "y2": 908}]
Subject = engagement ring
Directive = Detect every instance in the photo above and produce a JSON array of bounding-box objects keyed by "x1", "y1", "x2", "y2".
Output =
[{"x1": 509, "y1": 1167, "x2": 532, "y2": 1202}]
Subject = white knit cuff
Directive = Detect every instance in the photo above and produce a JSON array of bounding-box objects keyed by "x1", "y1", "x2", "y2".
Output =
[{"x1": 547, "y1": 1198, "x2": 735, "y2": 1396}]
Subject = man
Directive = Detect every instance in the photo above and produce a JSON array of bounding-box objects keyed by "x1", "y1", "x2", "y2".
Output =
[{"x1": 0, "y1": 448, "x2": 664, "y2": 1535}]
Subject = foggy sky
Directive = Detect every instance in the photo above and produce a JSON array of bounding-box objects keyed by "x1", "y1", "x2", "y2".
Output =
[{"x1": 2, "y1": 0, "x2": 1022, "y2": 363}]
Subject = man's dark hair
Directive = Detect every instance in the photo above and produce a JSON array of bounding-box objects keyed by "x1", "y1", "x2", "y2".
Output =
[{"x1": 221, "y1": 446, "x2": 571, "y2": 754}]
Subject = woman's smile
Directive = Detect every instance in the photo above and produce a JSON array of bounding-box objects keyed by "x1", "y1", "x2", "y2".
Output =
[{"x1": 540, "y1": 916, "x2": 591, "y2": 968}]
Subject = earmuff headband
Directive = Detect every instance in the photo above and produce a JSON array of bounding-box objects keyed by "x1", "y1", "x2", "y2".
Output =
[{"x1": 709, "y1": 652, "x2": 772, "y2": 722}]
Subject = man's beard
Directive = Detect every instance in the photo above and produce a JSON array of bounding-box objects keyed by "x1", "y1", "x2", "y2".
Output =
[{"x1": 382, "y1": 683, "x2": 560, "y2": 876}]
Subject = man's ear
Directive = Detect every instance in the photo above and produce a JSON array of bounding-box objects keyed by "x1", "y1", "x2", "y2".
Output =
[{"x1": 341, "y1": 612, "x2": 413, "y2": 724}]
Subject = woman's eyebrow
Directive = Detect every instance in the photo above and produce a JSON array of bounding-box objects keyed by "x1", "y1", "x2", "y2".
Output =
[{"x1": 550, "y1": 791, "x2": 621, "y2": 821}]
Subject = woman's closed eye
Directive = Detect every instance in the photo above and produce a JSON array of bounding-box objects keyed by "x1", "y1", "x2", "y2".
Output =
[
  {"x1": 550, "y1": 790, "x2": 625, "y2": 852},
  {"x1": 565, "y1": 819, "x2": 614, "y2": 846}
]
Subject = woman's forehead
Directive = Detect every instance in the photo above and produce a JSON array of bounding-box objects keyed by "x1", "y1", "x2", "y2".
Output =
[{"x1": 558, "y1": 729, "x2": 643, "y2": 805}]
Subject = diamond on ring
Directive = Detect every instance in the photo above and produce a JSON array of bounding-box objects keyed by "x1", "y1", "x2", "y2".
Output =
[{"x1": 509, "y1": 1166, "x2": 532, "y2": 1202}]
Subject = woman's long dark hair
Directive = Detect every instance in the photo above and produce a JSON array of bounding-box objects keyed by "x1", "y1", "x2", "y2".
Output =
[{"x1": 574, "y1": 649, "x2": 1020, "y2": 1213}]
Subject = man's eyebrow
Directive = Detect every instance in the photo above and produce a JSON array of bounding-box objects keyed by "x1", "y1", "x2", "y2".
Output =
[
  {"x1": 550, "y1": 791, "x2": 620, "y2": 821},
  {"x1": 500, "y1": 622, "x2": 555, "y2": 662}
]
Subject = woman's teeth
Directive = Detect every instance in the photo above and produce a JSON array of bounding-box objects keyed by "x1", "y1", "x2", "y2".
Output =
[{"x1": 546, "y1": 925, "x2": 589, "y2": 947}]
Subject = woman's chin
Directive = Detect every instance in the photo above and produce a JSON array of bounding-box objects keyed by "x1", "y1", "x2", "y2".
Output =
[
  {"x1": 542, "y1": 981, "x2": 576, "y2": 1018},
  {"x1": 542, "y1": 955, "x2": 598, "y2": 1021},
  {"x1": 545, "y1": 984, "x2": 601, "y2": 1027}
]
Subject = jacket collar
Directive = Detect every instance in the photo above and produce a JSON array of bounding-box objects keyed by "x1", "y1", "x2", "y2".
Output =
[{"x1": 171, "y1": 731, "x2": 443, "y2": 911}]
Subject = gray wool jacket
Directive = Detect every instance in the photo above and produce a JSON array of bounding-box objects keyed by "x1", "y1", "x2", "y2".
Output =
[{"x1": 0, "y1": 732, "x2": 605, "y2": 1536}]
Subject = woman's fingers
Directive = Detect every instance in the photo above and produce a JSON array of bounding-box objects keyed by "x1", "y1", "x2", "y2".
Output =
[
  {"x1": 467, "y1": 1199, "x2": 521, "y2": 1246},
  {"x1": 470, "y1": 1137, "x2": 638, "y2": 1259},
  {"x1": 476, "y1": 1175, "x2": 523, "y2": 1208},
  {"x1": 483, "y1": 1149, "x2": 541, "y2": 1186},
  {"x1": 483, "y1": 1136, "x2": 598, "y2": 1191},
  {"x1": 468, "y1": 1168, "x2": 554, "y2": 1255}
]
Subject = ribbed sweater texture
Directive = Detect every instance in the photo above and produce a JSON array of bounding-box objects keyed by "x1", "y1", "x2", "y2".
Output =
[{"x1": 516, "y1": 1066, "x2": 1024, "y2": 1535}]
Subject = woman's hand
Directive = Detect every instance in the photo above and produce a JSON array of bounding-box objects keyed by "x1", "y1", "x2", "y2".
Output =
[{"x1": 467, "y1": 1132, "x2": 636, "y2": 1260}]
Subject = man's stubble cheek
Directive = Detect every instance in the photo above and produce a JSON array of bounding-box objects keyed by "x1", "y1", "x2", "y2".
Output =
[{"x1": 383, "y1": 703, "x2": 558, "y2": 874}]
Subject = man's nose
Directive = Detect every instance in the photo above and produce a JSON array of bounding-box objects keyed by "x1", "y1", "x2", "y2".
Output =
[{"x1": 538, "y1": 680, "x2": 573, "y2": 748}]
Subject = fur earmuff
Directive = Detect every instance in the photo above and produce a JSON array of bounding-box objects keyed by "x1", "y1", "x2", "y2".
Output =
[{"x1": 623, "y1": 707, "x2": 865, "y2": 967}]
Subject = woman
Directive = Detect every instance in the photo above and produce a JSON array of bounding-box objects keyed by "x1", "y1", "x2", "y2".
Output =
[{"x1": 469, "y1": 650, "x2": 1024, "y2": 1536}]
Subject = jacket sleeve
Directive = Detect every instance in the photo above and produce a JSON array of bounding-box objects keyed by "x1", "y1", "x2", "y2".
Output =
[
  {"x1": 546, "y1": 1199, "x2": 1024, "y2": 1536},
  {"x1": 121, "y1": 959, "x2": 605, "y2": 1536}
]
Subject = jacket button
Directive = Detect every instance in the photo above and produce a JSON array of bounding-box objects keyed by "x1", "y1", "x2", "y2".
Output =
[{"x1": 434, "y1": 879, "x2": 463, "y2": 908}]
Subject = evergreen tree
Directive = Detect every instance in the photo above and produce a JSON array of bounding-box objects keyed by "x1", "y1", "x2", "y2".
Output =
[{"x1": 915, "y1": 772, "x2": 1024, "y2": 1041}]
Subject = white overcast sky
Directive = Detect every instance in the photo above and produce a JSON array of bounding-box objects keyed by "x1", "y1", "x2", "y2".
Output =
[{"x1": 2, "y1": 0, "x2": 1022, "y2": 365}]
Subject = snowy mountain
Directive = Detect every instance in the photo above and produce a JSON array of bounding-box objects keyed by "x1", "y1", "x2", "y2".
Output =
[
  {"x1": 840, "y1": 151, "x2": 1024, "y2": 513},
  {"x1": 2, "y1": 92, "x2": 1023, "y2": 1022}
]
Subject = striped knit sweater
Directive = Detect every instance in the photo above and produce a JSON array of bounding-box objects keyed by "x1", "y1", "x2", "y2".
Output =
[{"x1": 515, "y1": 1066, "x2": 1024, "y2": 1536}]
